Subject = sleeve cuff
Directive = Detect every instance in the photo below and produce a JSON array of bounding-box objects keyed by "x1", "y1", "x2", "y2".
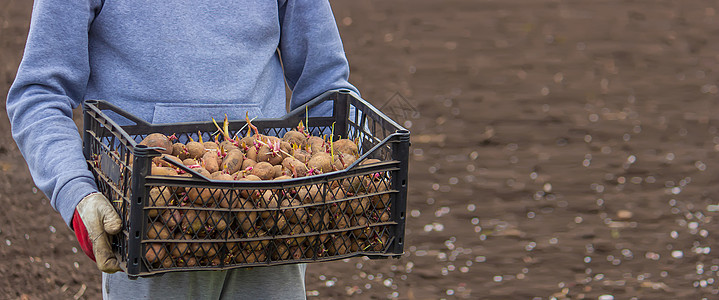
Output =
[{"x1": 55, "y1": 176, "x2": 98, "y2": 227}]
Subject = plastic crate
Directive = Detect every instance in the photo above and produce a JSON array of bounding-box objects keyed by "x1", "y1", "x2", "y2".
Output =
[{"x1": 82, "y1": 90, "x2": 410, "y2": 277}]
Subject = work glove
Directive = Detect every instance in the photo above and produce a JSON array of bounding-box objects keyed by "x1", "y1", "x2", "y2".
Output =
[{"x1": 73, "y1": 192, "x2": 123, "y2": 273}]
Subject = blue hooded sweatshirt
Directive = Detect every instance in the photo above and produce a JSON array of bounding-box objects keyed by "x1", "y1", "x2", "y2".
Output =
[{"x1": 7, "y1": 0, "x2": 357, "y2": 298}]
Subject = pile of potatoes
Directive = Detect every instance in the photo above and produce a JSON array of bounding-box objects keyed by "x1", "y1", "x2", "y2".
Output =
[{"x1": 138, "y1": 120, "x2": 393, "y2": 269}]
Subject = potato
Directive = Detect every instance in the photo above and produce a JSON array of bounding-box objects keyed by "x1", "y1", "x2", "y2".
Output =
[
  {"x1": 239, "y1": 136, "x2": 256, "y2": 150},
  {"x1": 272, "y1": 243, "x2": 290, "y2": 261},
  {"x1": 326, "y1": 235, "x2": 351, "y2": 256},
  {"x1": 307, "y1": 152, "x2": 333, "y2": 173},
  {"x1": 251, "y1": 161, "x2": 275, "y2": 180},
  {"x1": 296, "y1": 184, "x2": 323, "y2": 204},
  {"x1": 190, "y1": 242, "x2": 217, "y2": 258},
  {"x1": 219, "y1": 140, "x2": 239, "y2": 152},
  {"x1": 337, "y1": 153, "x2": 357, "y2": 169},
  {"x1": 203, "y1": 141, "x2": 219, "y2": 151},
  {"x1": 272, "y1": 165, "x2": 284, "y2": 178},
  {"x1": 282, "y1": 157, "x2": 307, "y2": 178},
  {"x1": 351, "y1": 216, "x2": 371, "y2": 239},
  {"x1": 368, "y1": 179, "x2": 391, "y2": 209},
  {"x1": 171, "y1": 143, "x2": 189, "y2": 160},
  {"x1": 238, "y1": 175, "x2": 262, "y2": 200},
  {"x1": 145, "y1": 243, "x2": 169, "y2": 265},
  {"x1": 290, "y1": 245, "x2": 315, "y2": 260},
  {"x1": 245, "y1": 228, "x2": 270, "y2": 251},
  {"x1": 186, "y1": 187, "x2": 218, "y2": 206},
  {"x1": 262, "y1": 213, "x2": 287, "y2": 232},
  {"x1": 377, "y1": 209, "x2": 391, "y2": 222},
  {"x1": 243, "y1": 174, "x2": 262, "y2": 181},
  {"x1": 280, "y1": 141, "x2": 292, "y2": 160},
  {"x1": 177, "y1": 255, "x2": 198, "y2": 267},
  {"x1": 224, "y1": 231, "x2": 244, "y2": 255},
  {"x1": 148, "y1": 209, "x2": 160, "y2": 220},
  {"x1": 245, "y1": 145, "x2": 258, "y2": 161},
  {"x1": 256, "y1": 145, "x2": 283, "y2": 166},
  {"x1": 237, "y1": 200, "x2": 259, "y2": 232},
  {"x1": 368, "y1": 233, "x2": 389, "y2": 251},
  {"x1": 201, "y1": 151, "x2": 220, "y2": 173},
  {"x1": 161, "y1": 209, "x2": 182, "y2": 229},
  {"x1": 274, "y1": 175, "x2": 295, "y2": 192},
  {"x1": 181, "y1": 209, "x2": 205, "y2": 235},
  {"x1": 332, "y1": 139, "x2": 359, "y2": 157},
  {"x1": 274, "y1": 175, "x2": 292, "y2": 181},
  {"x1": 182, "y1": 158, "x2": 199, "y2": 166},
  {"x1": 152, "y1": 166, "x2": 178, "y2": 176},
  {"x1": 177, "y1": 173, "x2": 193, "y2": 181},
  {"x1": 207, "y1": 211, "x2": 228, "y2": 232},
  {"x1": 148, "y1": 187, "x2": 174, "y2": 218},
  {"x1": 139, "y1": 133, "x2": 173, "y2": 155},
  {"x1": 350, "y1": 239, "x2": 371, "y2": 253},
  {"x1": 282, "y1": 225, "x2": 310, "y2": 246},
  {"x1": 185, "y1": 141, "x2": 206, "y2": 159},
  {"x1": 328, "y1": 187, "x2": 347, "y2": 214},
  {"x1": 193, "y1": 167, "x2": 212, "y2": 178},
  {"x1": 242, "y1": 250, "x2": 267, "y2": 263},
  {"x1": 146, "y1": 222, "x2": 172, "y2": 239},
  {"x1": 346, "y1": 196, "x2": 371, "y2": 215},
  {"x1": 282, "y1": 199, "x2": 307, "y2": 224},
  {"x1": 210, "y1": 172, "x2": 233, "y2": 181},
  {"x1": 306, "y1": 230, "x2": 330, "y2": 249},
  {"x1": 257, "y1": 190, "x2": 278, "y2": 219},
  {"x1": 308, "y1": 210, "x2": 330, "y2": 231},
  {"x1": 282, "y1": 130, "x2": 307, "y2": 148},
  {"x1": 218, "y1": 193, "x2": 239, "y2": 209},
  {"x1": 332, "y1": 156, "x2": 344, "y2": 171},
  {"x1": 291, "y1": 149, "x2": 312, "y2": 164},
  {"x1": 307, "y1": 136, "x2": 326, "y2": 155},
  {"x1": 170, "y1": 233, "x2": 192, "y2": 258},
  {"x1": 336, "y1": 177, "x2": 368, "y2": 195},
  {"x1": 221, "y1": 149, "x2": 244, "y2": 174},
  {"x1": 331, "y1": 213, "x2": 350, "y2": 230},
  {"x1": 209, "y1": 257, "x2": 223, "y2": 266}
]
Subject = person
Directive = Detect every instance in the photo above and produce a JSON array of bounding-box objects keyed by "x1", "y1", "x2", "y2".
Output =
[{"x1": 6, "y1": 0, "x2": 358, "y2": 298}]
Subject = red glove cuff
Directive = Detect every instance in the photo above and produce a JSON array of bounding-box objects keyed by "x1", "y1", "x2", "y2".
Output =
[{"x1": 72, "y1": 209, "x2": 96, "y2": 262}]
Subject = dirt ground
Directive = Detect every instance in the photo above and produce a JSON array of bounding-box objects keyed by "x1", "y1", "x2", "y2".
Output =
[{"x1": 3, "y1": 0, "x2": 719, "y2": 299}]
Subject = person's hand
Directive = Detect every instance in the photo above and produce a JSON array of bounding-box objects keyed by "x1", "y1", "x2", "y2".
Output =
[{"x1": 74, "y1": 193, "x2": 123, "y2": 273}]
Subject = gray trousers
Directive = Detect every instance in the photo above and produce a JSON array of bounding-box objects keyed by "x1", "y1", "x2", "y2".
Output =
[{"x1": 102, "y1": 264, "x2": 307, "y2": 299}]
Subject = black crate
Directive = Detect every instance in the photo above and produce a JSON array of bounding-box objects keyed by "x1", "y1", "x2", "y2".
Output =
[{"x1": 82, "y1": 90, "x2": 410, "y2": 277}]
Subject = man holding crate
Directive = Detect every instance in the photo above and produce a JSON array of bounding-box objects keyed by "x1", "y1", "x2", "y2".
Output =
[{"x1": 6, "y1": 0, "x2": 358, "y2": 298}]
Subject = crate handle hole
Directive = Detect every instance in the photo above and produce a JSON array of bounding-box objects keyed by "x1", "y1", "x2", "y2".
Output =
[
  {"x1": 398, "y1": 237, "x2": 403, "y2": 244},
  {"x1": 400, "y1": 211, "x2": 405, "y2": 219},
  {"x1": 401, "y1": 180, "x2": 406, "y2": 187},
  {"x1": 137, "y1": 197, "x2": 142, "y2": 204},
  {"x1": 133, "y1": 258, "x2": 138, "y2": 266},
  {"x1": 135, "y1": 231, "x2": 140, "y2": 238}
]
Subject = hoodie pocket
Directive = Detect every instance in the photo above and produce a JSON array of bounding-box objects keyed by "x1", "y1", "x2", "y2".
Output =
[{"x1": 152, "y1": 103, "x2": 263, "y2": 124}]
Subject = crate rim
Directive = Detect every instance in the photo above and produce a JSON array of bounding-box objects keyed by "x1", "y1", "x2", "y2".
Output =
[{"x1": 83, "y1": 89, "x2": 409, "y2": 138}]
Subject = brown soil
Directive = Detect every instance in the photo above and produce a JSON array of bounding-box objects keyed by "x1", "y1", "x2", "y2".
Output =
[{"x1": 3, "y1": 0, "x2": 719, "y2": 299}]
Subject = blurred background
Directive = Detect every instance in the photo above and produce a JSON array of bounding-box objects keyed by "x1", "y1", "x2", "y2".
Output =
[{"x1": 2, "y1": 0, "x2": 719, "y2": 299}]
